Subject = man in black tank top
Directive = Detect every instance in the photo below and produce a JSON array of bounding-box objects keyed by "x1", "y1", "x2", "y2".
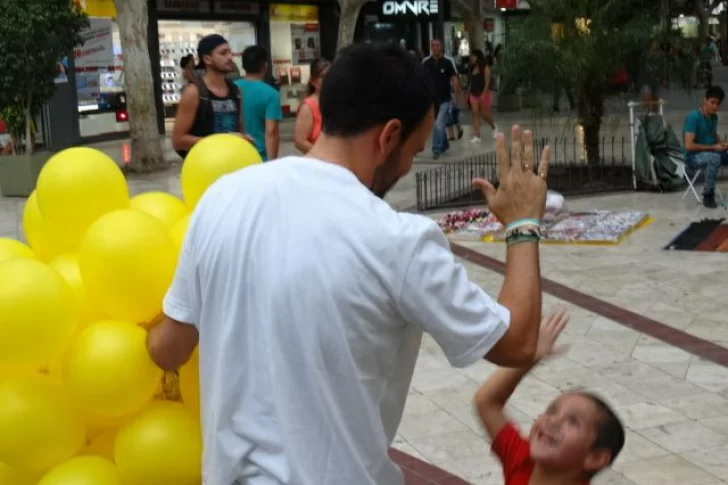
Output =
[{"x1": 172, "y1": 34, "x2": 247, "y2": 159}]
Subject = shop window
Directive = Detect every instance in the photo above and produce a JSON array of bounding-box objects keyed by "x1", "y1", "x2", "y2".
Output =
[{"x1": 269, "y1": 4, "x2": 321, "y2": 116}]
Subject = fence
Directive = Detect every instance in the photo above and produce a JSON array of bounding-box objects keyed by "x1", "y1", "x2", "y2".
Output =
[{"x1": 415, "y1": 137, "x2": 631, "y2": 212}]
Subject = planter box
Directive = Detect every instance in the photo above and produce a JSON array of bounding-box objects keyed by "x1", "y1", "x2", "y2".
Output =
[
  {"x1": 0, "y1": 152, "x2": 51, "y2": 197},
  {"x1": 497, "y1": 94, "x2": 521, "y2": 113}
]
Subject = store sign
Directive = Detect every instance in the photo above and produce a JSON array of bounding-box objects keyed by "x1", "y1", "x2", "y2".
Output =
[
  {"x1": 156, "y1": 0, "x2": 211, "y2": 13},
  {"x1": 270, "y1": 3, "x2": 319, "y2": 22},
  {"x1": 74, "y1": 18, "x2": 115, "y2": 70},
  {"x1": 215, "y1": 0, "x2": 260, "y2": 14},
  {"x1": 380, "y1": 0, "x2": 439, "y2": 17}
]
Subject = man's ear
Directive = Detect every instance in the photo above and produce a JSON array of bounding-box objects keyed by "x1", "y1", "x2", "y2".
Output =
[
  {"x1": 375, "y1": 119, "x2": 402, "y2": 166},
  {"x1": 583, "y1": 449, "x2": 611, "y2": 475}
]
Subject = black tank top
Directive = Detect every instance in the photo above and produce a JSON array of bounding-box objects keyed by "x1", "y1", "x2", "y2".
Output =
[
  {"x1": 177, "y1": 78, "x2": 241, "y2": 159},
  {"x1": 470, "y1": 66, "x2": 486, "y2": 96}
]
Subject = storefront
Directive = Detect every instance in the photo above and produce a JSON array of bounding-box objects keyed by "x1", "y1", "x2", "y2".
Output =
[
  {"x1": 73, "y1": 15, "x2": 130, "y2": 140},
  {"x1": 269, "y1": 3, "x2": 322, "y2": 116},
  {"x1": 354, "y1": 0, "x2": 450, "y2": 56},
  {"x1": 150, "y1": 0, "x2": 263, "y2": 132}
]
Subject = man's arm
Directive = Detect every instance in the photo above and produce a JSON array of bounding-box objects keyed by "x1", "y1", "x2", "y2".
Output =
[
  {"x1": 449, "y1": 58, "x2": 461, "y2": 95},
  {"x1": 172, "y1": 84, "x2": 202, "y2": 151},
  {"x1": 265, "y1": 120, "x2": 280, "y2": 160},
  {"x1": 265, "y1": 92, "x2": 283, "y2": 159},
  {"x1": 684, "y1": 132, "x2": 722, "y2": 152},
  {"x1": 148, "y1": 316, "x2": 198, "y2": 370},
  {"x1": 148, "y1": 212, "x2": 202, "y2": 370},
  {"x1": 397, "y1": 220, "x2": 539, "y2": 369}
]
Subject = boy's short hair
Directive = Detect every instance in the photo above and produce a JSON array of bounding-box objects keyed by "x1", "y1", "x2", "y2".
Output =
[
  {"x1": 706, "y1": 85, "x2": 725, "y2": 103},
  {"x1": 577, "y1": 392, "x2": 625, "y2": 476}
]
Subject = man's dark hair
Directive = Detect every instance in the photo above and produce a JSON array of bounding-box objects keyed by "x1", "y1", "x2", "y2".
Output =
[
  {"x1": 577, "y1": 392, "x2": 625, "y2": 478},
  {"x1": 319, "y1": 43, "x2": 434, "y2": 140},
  {"x1": 706, "y1": 85, "x2": 725, "y2": 103},
  {"x1": 242, "y1": 46, "x2": 268, "y2": 74}
]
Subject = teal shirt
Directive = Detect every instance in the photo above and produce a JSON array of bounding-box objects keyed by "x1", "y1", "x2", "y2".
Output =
[
  {"x1": 235, "y1": 78, "x2": 283, "y2": 161},
  {"x1": 683, "y1": 109, "x2": 718, "y2": 160}
]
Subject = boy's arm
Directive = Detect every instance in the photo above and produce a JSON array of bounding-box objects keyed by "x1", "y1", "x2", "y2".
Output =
[
  {"x1": 474, "y1": 366, "x2": 532, "y2": 439},
  {"x1": 474, "y1": 309, "x2": 569, "y2": 440}
]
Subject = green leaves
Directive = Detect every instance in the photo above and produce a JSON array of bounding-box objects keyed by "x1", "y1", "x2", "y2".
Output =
[
  {"x1": 499, "y1": 0, "x2": 658, "y2": 96},
  {"x1": 0, "y1": 0, "x2": 88, "y2": 113}
]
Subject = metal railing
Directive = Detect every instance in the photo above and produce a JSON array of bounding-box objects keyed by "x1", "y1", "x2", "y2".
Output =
[{"x1": 415, "y1": 137, "x2": 631, "y2": 212}]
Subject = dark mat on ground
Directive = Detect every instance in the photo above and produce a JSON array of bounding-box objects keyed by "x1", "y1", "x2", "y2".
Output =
[{"x1": 664, "y1": 219, "x2": 726, "y2": 251}]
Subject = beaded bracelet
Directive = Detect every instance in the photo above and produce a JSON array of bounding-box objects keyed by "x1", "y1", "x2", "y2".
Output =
[
  {"x1": 505, "y1": 227, "x2": 542, "y2": 246},
  {"x1": 505, "y1": 225, "x2": 542, "y2": 238},
  {"x1": 505, "y1": 218, "x2": 541, "y2": 232}
]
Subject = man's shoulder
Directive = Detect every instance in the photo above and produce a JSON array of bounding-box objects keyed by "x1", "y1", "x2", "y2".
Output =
[{"x1": 685, "y1": 109, "x2": 701, "y2": 123}]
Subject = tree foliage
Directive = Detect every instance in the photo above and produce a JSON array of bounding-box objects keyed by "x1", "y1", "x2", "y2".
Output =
[
  {"x1": 499, "y1": 0, "x2": 662, "y2": 162},
  {"x1": 0, "y1": 0, "x2": 88, "y2": 152}
]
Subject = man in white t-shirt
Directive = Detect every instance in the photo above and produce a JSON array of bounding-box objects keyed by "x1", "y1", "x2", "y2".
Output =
[{"x1": 148, "y1": 43, "x2": 550, "y2": 485}]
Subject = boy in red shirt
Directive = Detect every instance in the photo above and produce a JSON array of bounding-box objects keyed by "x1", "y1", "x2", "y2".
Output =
[{"x1": 474, "y1": 310, "x2": 625, "y2": 485}]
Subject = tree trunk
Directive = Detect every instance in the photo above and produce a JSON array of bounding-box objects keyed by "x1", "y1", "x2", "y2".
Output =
[
  {"x1": 695, "y1": 0, "x2": 710, "y2": 39},
  {"x1": 114, "y1": 0, "x2": 166, "y2": 172},
  {"x1": 453, "y1": 0, "x2": 484, "y2": 53},
  {"x1": 576, "y1": 83, "x2": 604, "y2": 166},
  {"x1": 336, "y1": 0, "x2": 368, "y2": 50},
  {"x1": 465, "y1": 12, "x2": 485, "y2": 53},
  {"x1": 24, "y1": 98, "x2": 33, "y2": 155}
]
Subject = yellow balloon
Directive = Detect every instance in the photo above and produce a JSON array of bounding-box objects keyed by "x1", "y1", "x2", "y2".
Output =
[
  {"x1": 78, "y1": 209, "x2": 178, "y2": 324},
  {"x1": 36, "y1": 147, "x2": 129, "y2": 253},
  {"x1": 114, "y1": 402, "x2": 202, "y2": 485},
  {"x1": 0, "y1": 258, "x2": 77, "y2": 364},
  {"x1": 0, "y1": 237, "x2": 36, "y2": 264},
  {"x1": 170, "y1": 213, "x2": 190, "y2": 251},
  {"x1": 63, "y1": 320, "x2": 163, "y2": 418},
  {"x1": 23, "y1": 191, "x2": 58, "y2": 261},
  {"x1": 49, "y1": 253, "x2": 104, "y2": 326},
  {"x1": 0, "y1": 461, "x2": 38, "y2": 485},
  {"x1": 129, "y1": 192, "x2": 188, "y2": 232},
  {"x1": 179, "y1": 347, "x2": 200, "y2": 417},
  {"x1": 181, "y1": 133, "x2": 262, "y2": 208},
  {"x1": 81, "y1": 429, "x2": 117, "y2": 461},
  {"x1": 38, "y1": 456, "x2": 122, "y2": 485},
  {"x1": 0, "y1": 375, "x2": 86, "y2": 471}
]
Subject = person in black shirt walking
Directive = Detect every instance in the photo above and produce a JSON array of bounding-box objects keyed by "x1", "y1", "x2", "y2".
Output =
[{"x1": 422, "y1": 39, "x2": 462, "y2": 159}]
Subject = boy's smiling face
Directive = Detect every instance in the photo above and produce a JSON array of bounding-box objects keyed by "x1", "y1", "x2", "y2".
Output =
[{"x1": 528, "y1": 393, "x2": 611, "y2": 473}]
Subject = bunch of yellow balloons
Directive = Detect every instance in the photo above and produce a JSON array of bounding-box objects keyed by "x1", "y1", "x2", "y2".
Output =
[{"x1": 0, "y1": 134, "x2": 262, "y2": 485}]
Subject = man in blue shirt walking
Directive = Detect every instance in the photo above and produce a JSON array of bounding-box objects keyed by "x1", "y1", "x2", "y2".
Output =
[
  {"x1": 236, "y1": 46, "x2": 283, "y2": 161},
  {"x1": 684, "y1": 86, "x2": 728, "y2": 208}
]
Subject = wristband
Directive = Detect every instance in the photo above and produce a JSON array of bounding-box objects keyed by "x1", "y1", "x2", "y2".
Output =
[
  {"x1": 506, "y1": 227, "x2": 541, "y2": 246},
  {"x1": 506, "y1": 218, "x2": 541, "y2": 232}
]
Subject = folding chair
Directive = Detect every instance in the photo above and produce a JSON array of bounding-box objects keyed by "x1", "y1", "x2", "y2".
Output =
[{"x1": 674, "y1": 159, "x2": 725, "y2": 206}]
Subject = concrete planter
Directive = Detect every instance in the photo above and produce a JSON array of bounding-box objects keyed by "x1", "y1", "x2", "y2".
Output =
[{"x1": 0, "y1": 152, "x2": 50, "y2": 197}]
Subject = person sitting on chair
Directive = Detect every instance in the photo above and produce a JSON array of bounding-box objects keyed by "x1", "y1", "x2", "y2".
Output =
[{"x1": 683, "y1": 85, "x2": 728, "y2": 208}]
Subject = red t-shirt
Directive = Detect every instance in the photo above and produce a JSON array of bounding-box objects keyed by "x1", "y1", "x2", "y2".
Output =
[{"x1": 491, "y1": 422, "x2": 590, "y2": 485}]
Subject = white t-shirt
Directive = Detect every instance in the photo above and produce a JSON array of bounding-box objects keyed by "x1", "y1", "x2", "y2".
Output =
[{"x1": 163, "y1": 157, "x2": 510, "y2": 485}]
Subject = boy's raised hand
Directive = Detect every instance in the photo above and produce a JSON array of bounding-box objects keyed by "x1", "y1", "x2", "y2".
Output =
[{"x1": 535, "y1": 309, "x2": 569, "y2": 360}]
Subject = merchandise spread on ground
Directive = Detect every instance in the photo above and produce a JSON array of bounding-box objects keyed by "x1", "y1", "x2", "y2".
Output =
[{"x1": 438, "y1": 209, "x2": 651, "y2": 245}]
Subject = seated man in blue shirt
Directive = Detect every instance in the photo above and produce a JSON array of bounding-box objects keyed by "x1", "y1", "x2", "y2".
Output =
[
  {"x1": 235, "y1": 46, "x2": 283, "y2": 161},
  {"x1": 683, "y1": 85, "x2": 728, "y2": 208}
]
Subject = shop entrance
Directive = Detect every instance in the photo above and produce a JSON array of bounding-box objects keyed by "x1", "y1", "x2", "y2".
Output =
[{"x1": 157, "y1": 19, "x2": 257, "y2": 130}]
